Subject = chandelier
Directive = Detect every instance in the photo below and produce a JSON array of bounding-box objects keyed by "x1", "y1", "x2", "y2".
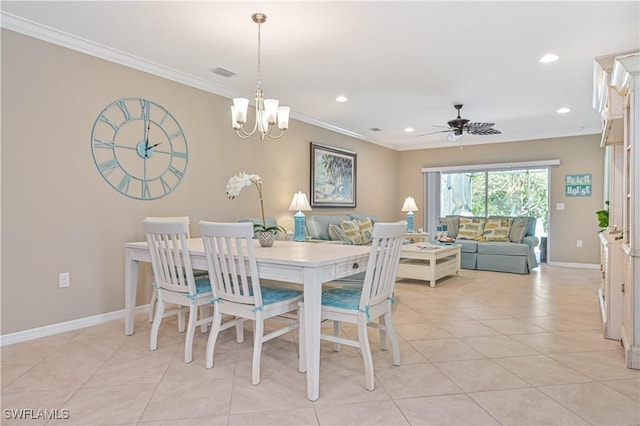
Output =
[{"x1": 231, "y1": 13, "x2": 290, "y2": 140}]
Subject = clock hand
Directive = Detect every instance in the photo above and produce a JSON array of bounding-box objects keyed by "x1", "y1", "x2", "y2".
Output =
[
  {"x1": 145, "y1": 141, "x2": 163, "y2": 151},
  {"x1": 144, "y1": 120, "x2": 151, "y2": 151}
]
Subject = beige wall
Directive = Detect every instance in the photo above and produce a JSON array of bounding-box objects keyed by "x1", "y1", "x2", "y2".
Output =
[
  {"x1": 1, "y1": 30, "x2": 604, "y2": 336},
  {"x1": 0, "y1": 30, "x2": 399, "y2": 334},
  {"x1": 398, "y1": 135, "x2": 605, "y2": 265}
]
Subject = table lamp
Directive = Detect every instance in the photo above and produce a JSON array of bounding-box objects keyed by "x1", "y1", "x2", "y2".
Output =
[
  {"x1": 288, "y1": 191, "x2": 312, "y2": 241},
  {"x1": 401, "y1": 196, "x2": 419, "y2": 233}
]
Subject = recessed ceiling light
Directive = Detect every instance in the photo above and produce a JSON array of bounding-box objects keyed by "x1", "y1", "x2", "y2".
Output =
[
  {"x1": 404, "y1": 127, "x2": 414, "y2": 133},
  {"x1": 539, "y1": 54, "x2": 559, "y2": 63},
  {"x1": 557, "y1": 107, "x2": 571, "y2": 114},
  {"x1": 335, "y1": 96, "x2": 348, "y2": 103}
]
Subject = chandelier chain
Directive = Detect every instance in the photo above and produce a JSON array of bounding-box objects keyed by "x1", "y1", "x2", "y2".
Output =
[{"x1": 256, "y1": 20, "x2": 262, "y2": 90}]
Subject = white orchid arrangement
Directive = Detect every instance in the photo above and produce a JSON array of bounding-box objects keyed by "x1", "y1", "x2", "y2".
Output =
[{"x1": 226, "y1": 172, "x2": 285, "y2": 235}]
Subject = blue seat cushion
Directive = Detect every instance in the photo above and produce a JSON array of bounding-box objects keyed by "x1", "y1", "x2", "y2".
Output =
[
  {"x1": 477, "y1": 242, "x2": 529, "y2": 256},
  {"x1": 259, "y1": 286, "x2": 302, "y2": 305},
  {"x1": 456, "y1": 239, "x2": 478, "y2": 253},
  {"x1": 195, "y1": 278, "x2": 212, "y2": 294},
  {"x1": 321, "y1": 287, "x2": 362, "y2": 310}
]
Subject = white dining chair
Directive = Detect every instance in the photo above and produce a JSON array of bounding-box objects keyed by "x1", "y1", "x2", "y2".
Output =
[
  {"x1": 144, "y1": 219, "x2": 214, "y2": 363},
  {"x1": 199, "y1": 221, "x2": 303, "y2": 385},
  {"x1": 145, "y1": 216, "x2": 207, "y2": 323},
  {"x1": 299, "y1": 221, "x2": 406, "y2": 391}
]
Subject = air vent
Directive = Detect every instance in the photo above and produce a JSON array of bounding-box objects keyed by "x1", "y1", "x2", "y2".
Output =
[
  {"x1": 369, "y1": 128, "x2": 383, "y2": 132},
  {"x1": 211, "y1": 67, "x2": 236, "y2": 78}
]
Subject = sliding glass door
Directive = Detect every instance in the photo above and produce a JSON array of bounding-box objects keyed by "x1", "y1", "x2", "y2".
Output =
[{"x1": 439, "y1": 167, "x2": 549, "y2": 259}]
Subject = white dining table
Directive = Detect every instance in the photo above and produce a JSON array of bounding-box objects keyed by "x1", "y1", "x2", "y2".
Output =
[{"x1": 123, "y1": 238, "x2": 370, "y2": 401}]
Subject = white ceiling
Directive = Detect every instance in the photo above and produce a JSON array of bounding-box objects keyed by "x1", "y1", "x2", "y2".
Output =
[{"x1": 2, "y1": 1, "x2": 638, "y2": 151}]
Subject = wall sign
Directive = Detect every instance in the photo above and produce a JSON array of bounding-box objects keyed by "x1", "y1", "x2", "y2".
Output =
[{"x1": 565, "y1": 174, "x2": 592, "y2": 197}]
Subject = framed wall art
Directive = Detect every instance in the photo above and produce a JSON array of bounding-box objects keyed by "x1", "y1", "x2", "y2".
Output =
[{"x1": 310, "y1": 142, "x2": 357, "y2": 207}]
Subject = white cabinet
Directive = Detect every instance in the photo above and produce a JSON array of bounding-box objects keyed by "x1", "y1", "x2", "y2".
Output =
[
  {"x1": 599, "y1": 232, "x2": 624, "y2": 340},
  {"x1": 596, "y1": 51, "x2": 640, "y2": 369}
]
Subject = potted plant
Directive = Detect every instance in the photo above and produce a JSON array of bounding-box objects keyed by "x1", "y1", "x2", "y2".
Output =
[
  {"x1": 596, "y1": 201, "x2": 609, "y2": 233},
  {"x1": 226, "y1": 172, "x2": 285, "y2": 247}
]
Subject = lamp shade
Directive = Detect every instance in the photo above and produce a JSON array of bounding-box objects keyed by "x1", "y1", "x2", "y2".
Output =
[
  {"x1": 288, "y1": 191, "x2": 312, "y2": 212},
  {"x1": 401, "y1": 196, "x2": 419, "y2": 212}
]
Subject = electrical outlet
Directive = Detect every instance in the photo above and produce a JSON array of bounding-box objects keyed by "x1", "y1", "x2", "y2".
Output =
[
  {"x1": 576, "y1": 240, "x2": 582, "y2": 248},
  {"x1": 59, "y1": 272, "x2": 70, "y2": 288}
]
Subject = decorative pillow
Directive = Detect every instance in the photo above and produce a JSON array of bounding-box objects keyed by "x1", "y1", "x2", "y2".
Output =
[
  {"x1": 439, "y1": 216, "x2": 459, "y2": 238},
  {"x1": 457, "y1": 218, "x2": 485, "y2": 240},
  {"x1": 350, "y1": 213, "x2": 378, "y2": 223},
  {"x1": 358, "y1": 218, "x2": 374, "y2": 245},
  {"x1": 509, "y1": 217, "x2": 530, "y2": 243},
  {"x1": 340, "y1": 220, "x2": 363, "y2": 245},
  {"x1": 306, "y1": 215, "x2": 349, "y2": 240},
  {"x1": 482, "y1": 218, "x2": 512, "y2": 242},
  {"x1": 328, "y1": 223, "x2": 350, "y2": 243}
]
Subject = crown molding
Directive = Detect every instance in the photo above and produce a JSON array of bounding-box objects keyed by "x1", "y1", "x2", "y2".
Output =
[{"x1": 1, "y1": 12, "x2": 395, "y2": 150}]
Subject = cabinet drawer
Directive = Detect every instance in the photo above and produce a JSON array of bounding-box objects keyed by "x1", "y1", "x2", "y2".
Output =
[{"x1": 337, "y1": 259, "x2": 368, "y2": 278}]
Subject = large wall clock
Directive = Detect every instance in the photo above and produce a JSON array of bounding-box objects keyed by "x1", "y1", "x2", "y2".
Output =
[{"x1": 91, "y1": 97, "x2": 189, "y2": 200}]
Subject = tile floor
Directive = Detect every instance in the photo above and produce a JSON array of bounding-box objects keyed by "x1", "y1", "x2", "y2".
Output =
[{"x1": 2, "y1": 265, "x2": 639, "y2": 425}]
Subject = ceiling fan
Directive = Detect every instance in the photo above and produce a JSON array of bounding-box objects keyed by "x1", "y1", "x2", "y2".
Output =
[{"x1": 423, "y1": 104, "x2": 502, "y2": 141}]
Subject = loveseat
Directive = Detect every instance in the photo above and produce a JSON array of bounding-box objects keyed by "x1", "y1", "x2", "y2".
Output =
[
  {"x1": 305, "y1": 213, "x2": 378, "y2": 244},
  {"x1": 438, "y1": 216, "x2": 539, "y2": 274}
]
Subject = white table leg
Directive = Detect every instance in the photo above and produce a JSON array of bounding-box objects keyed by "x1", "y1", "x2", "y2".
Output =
[
  {"x1": 124, "y1": 249, "x2": 138, "y2": 335},
  {"x1": 303, "y1": 267, "x2": 322, "y2": 401}
]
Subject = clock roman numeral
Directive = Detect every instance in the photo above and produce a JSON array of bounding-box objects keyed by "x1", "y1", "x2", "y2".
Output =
[
  {"x1": 141, "y1": 99, "x2": 151, "y2": 120},
  {"x1": 117, "y1": 173, "x2": 132, "y2": 194},
  {"x1": 98, "y1": 158, "x2": 120, "y2": 174},
  {"x1": 142, "y1": 181, "x2": 151, "y2": 199},
  {"x1": 93, "y1": 138, "x2": 115, "y2": 149},
  {"x1": 160, "y1": 177, "x2": 172, "y2": 194},
  {"x1": 159, "y1": 111, "x2": 169, "y2": 126},
  {"x1": 173, "y1": 151, "x2": 187, "y2": 159},
  {"x1": 168, "y1": 130, "x2": 183, "y2": 140},
  {"x1": 99, "y1": 115, "x2": 120, "y2": 132},
  {"x1": 116, "y1": 100, "x2": 131, "y2": 121},
  {"x1": 168, "y1": 165, "x2": 184, "y2": 179}
]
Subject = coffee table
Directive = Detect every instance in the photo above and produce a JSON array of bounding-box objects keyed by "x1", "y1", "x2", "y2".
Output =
[{"x1": 396, "y1": 242, "x2": 461, "y2": 287}]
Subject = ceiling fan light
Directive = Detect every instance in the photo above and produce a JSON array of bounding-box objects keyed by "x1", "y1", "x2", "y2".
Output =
[{"x1": 447, "y1": 133, "x2": 461, "y2": 142}]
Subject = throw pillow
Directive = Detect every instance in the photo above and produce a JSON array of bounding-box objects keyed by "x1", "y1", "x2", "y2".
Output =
[
  {"x1": 439, "y1": 216, "x2": 459, "y2": 238},
  {"x1": 328, "y1": 223, "x2": 350, "y2": 243},
  {"x1": 482, "y1": 218, "x2": 512, "y2": 242},
  {"x1": 340, "y1": 220, "x2": 363, "y2": 245},
  {"x1": 358, "y1": 218, "x2": 374, "y2": 245},
  {"x1": 457, "y1": 218, "x2": 485, "y2": 240},
  {"x1": 509, "y1": 217, "x2": 530, "y2": 243}
]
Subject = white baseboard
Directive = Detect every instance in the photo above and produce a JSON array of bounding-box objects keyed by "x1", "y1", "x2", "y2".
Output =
[
  {"x1": 0, "y1": 305, "x2": 150, "y2": 347},
  {"x1": 546, "y1": 261, "x2": 600, "y2": 270}
]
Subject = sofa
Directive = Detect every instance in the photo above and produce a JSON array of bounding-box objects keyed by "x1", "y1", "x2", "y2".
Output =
[
  {"x1": 438, "y1": 216, "x2": 539, "y2": 274},
  {"x1": 304, "y1": 213, "x2": 379, "y2": 244}
]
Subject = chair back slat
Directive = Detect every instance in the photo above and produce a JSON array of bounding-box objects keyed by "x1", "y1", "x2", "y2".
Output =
[
  {"x1": 200, "y1": 221, "x2": 263, "y2": 306},
  {"x1": 144, "y1": 219, "x2": 195, "y2": 295},
  {"x1": 360, "y1": 222, "x2": 407, "y2": 309}
]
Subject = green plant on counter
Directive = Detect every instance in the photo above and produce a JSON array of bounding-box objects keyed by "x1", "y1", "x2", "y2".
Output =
[{"x1": 596, "y1": 200, "x2": 609, "y2": 233}]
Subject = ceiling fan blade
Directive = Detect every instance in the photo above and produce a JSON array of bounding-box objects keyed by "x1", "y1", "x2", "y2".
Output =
[
  {"x1": 415, "y1": 128, "x2": 454, "y2": 137},
  {"x1": 466, "y1": 127, "x2": 502, "y2": 135},
  {"x1": 465, "y1": 122, "x2": 495, "y2": 129}
]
